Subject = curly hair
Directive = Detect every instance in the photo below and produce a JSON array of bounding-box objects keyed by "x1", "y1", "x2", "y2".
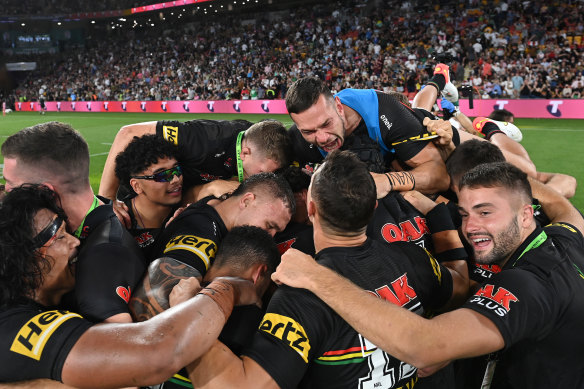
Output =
[
  {"x1": 114, "y1": 134, "x2": 180, "y2": 187},
  {"x1": 0, "y1": 184, "x2": 67, "y2": 307}
]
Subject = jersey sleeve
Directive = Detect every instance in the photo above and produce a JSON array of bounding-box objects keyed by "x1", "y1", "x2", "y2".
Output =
[
  {"x1": 462, "y1": 268, "x2": 555, "y2": 350},
  {"x1": 1, "y1": 310, "x2": 92, "y2": 381},
  {"x1": 376, "y1": 92, "x2": 430, "y2": 162},
  {"x1": 156, "y1": 120, "x2": 212, "y2": 166},
  {"x1": 243, "y1": 286, "x2": 331, "y2": 389},
  {"x1": 158, "y1": 217, "x2": 219, "y2": 277},
  {"x1": 74, "y1": 243, "x2": 146, "y2": 322}
]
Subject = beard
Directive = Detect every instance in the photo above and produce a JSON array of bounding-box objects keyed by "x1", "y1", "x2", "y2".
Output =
[{"x1": 471, "y1": 216, "x2": 521, "y2": 267}]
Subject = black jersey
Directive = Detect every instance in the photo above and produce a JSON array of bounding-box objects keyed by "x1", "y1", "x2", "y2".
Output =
[
  {"x1": 274, "y1": 222, "x2": 315, "y2": 256},
  {"x1": 244, "y1": 239, "x2": 454, "y2": 389},
  {"x1": 156, "y1": 119, "x2": 253, "y2": 187},
  {"x1": 289, "y1": 90, "x2": 433, "y2": 172},
  {"x1": 70, "y1": 202, "x2": 147, "y2": 323},
  {"x1": 151, "y1": 198, "x2": 227, "y2": 278},
  {"x1": 462, "y1": 223, "x2": 584, "y2": 388},
  {"x1": 367, "y1": 191, "x2": 433, "y2": 251},
  {"x1": 122, "y1": 197, "x2": 177, "y2": 261},
  {"x1": 0, "y1": 303, "x2": 92, "y2": 381}
]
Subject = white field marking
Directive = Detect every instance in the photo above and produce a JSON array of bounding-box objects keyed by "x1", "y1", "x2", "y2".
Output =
[{"x1": 90, "y1": 152, "x2": 110, "y2": 157}]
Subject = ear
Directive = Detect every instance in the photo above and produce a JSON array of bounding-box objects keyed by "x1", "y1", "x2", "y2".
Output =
[
  {"x1": 334, "y1": 95, "x2": 344, "y2": 115},
  {"x1": 251, "y1": 263, "x2": 268, "y2": 284},
  {"x1": 239, "y1": 192, "x2": 256, "y2": 209},
  {"x1": 520, "y1": 203, "x2": 534, "y2": 228},
  {"x1": 130, "y1": 178, "x2": 143, "y2": 195},
  {"x1": 239, "y1": 144, "x2": 252, "y2": 161},
  {"x1": 307, "y1": 198, "x2": 317, "y2": 223},
  {"x1": 42, "y1": 182, "x2": 56, "y2": 192}
]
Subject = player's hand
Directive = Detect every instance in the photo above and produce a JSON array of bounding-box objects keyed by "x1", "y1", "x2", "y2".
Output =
[
  {"x1": 401, "y1": 191, "x2": 437, "y2": 215},
  {"x1": 371, "y1": 172, "x2": 392, "y2": 199},
  {"x1": 423, "y1": 117, "x2": 453, "y2": 147},
  {"x1": 165, "y1": 204, "x2": 190, "y2": 228},
  {"x1": 169, "y1": 277, "x2": 202, "y2": 307},
  {"x1": 272, "y1": 248, "x2": 319, "y2": 289},
  {"x1": 209, "y1": 179, "x2": 240, "y2": 199},
  {"x1": 112, "y1": 199, "x2": 131, "y2": 228},
  {"x1": 213, "y1": 277, "x2": 261, "y2": 307}
]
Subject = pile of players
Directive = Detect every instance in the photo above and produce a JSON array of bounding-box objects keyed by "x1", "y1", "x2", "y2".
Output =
[{"x1": 1, "y1": 62, "x2": 582, "y2": 389}]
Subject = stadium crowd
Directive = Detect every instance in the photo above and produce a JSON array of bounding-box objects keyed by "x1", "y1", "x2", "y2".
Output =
[{"x1": 5, "y1": 0, "x2": 584, "y2": 105}]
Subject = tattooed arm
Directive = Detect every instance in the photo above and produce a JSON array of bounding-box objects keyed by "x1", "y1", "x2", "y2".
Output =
[{"x1": 130, "y1": 257, "x2": 202, "y2": 321}]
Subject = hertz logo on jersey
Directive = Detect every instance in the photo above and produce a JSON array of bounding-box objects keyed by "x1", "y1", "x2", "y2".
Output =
[
  {"x1": 259, "y1": 313, "x2": 311, "y2": 363},
  {"x1": 10, "y1": 310, "x2": 82, "y2": 360},
  {"x1": 164, "y1": 235, "x2": 217, "y2": 271},
  {"x1": 163, "y1": 125, "x2": 179, "y2": 146}
]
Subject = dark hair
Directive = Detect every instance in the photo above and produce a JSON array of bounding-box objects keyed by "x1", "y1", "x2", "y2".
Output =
[
  {"x1": 232, "y1": 172, "x2": 296, "y2": 216},
  {"x1": 285, "y1": 77, "x2": 333, "y2": 114},
  {"x1": 214, "y1": 226, "x2": 280, "y2": 274},
  {"x1": 0, "y1": 184, "x2": 67, "y2": 307},
  {"x1": 488, "y1": 109, "x2": 514, "y2": 122},
  {"x1": 279, "y1": 166, "x2": 311, "y2": 193},
  {"x1": 459, "y1": 162, "x2": 532, "y2": 202},
  {"x1": 244, "y1": 120, "x2": 292, "y2": 168},
  {"x1": 311, "y1": 150, "x2": 376, "y2": 234},
  {"x1": 114, "y1": 134, "x2": 180, "y2": 187},
  {"x1": 1, "y1": 122, "x2": 90, "y2": 192},
  {"x1": 446, "y1": 139, "x2": 505, "y2": 188},
  {"x1": 387, "y1": 91, "x2": 411, "y2": 107}
]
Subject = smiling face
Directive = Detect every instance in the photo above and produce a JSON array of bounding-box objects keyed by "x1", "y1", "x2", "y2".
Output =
[
  {"x1": 290, "y1": 94, "x2": 347, "y2": 152},
  {"x1": 34, "y1": 209, "x2": 79, "y2": 306},
  {"x1": 130, "y1": 157, "x2": 183, "y2": 207},
  {"x1": 458, "y1": 186, "x2": 530, "y2": 267}
]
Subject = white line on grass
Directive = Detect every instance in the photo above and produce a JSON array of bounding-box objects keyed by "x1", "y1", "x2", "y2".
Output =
[{"x1": 90, "y1": 152, "x2": 110, "y2": 157}]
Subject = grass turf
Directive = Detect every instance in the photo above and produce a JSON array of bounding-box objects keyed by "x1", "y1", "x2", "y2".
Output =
[{"x1": 1, "y1": 112, "x2": 583, "y2": 211}]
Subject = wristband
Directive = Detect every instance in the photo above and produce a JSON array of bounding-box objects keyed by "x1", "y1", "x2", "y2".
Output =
[
  {"x1": 198, "y1": 279, "x2": 235, "y2": 321},
  {"x1": 426, "y1": 203, "x2": 455, "y2": 233}
]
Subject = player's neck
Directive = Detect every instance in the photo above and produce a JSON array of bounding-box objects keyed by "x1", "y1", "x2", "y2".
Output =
[
  {"x1": 313, "y1": 222, "x2": 367, "y2": 253},
  {"x1": 133, "y1": 196, "x2": 173, "y2": 228},
  {"x1": 64, "y1": 189, "x2": 102, "y2": 233},
  {"x1": 342, "y1": 104, "x2": 362, "y2": 137}
]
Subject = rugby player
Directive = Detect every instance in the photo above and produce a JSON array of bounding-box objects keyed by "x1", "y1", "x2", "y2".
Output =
[
  {"x1": 273, "y1": 162, "x2": 584, "y2": 389},
  {"x1": 0, "y1": 184, "x2": 258, "y2": 387},
  {"x1": 186, "y1": 150, "x2": 469, "y2": 389},
  {"x1": 129, "y1": 172, "x2": 294, "y2": 321},
  {"x1": 1, "y1": 122, "x2": 145, "y2": 324},
  {"x1": 285, "y1": 64, "x2": 453, "y2": 195},
  {"x1": 114, "y1": 134, "x2": 184, "y2": 259},
  {"x1": 99, "y1": 119, "x2": 292, "y2": 202}
]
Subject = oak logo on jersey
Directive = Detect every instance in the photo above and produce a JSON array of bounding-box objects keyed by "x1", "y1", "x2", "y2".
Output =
[
  {"x1": 469, "y1": 284, "x2": 518, "y2": 317},
  {"x1": 380, "y1": 217, "x2": 429, "y2": 244},
  {"x1": 10, "y1": 310, "x2": 82, "y2": 360},
  {"x1": 163, "y1": 125, "x2": 179, "y2": 146},
  {"x1": 259, "y1": 313, "x2": 310, "y2": 363},
  {"x1": 370, "y1": 273, "x2": 418, "y2": 307},
  {"x1": 164, "y1": 235, "x2": 217, "y2": 270},
  {"x1": 473, "y1": 263, "x2": 502, "y2": 280}
]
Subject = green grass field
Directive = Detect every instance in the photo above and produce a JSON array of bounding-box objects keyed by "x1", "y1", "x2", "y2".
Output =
[{"x1": 1, "y1": 112, "x2": 583, "y2": 211}]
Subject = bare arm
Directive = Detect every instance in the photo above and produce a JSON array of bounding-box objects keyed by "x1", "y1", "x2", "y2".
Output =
[
  {"x1": 98, "y1": 122, "x2": 158, "y2": 200},
  {"x1": 529, "y1": 177, "x2": 584, "y2": 232},
  {"x1": 129, "y1": 257, "x2": 202, "y2": 321},
  {"x1": 272, "y1": 254, "x2": 504, "y2": 369},
  {"x1": 182, "y1": 179, "x2": 240, "y2": 204},
  {"x1": 62, "y1": 278, "x2": 258, "y2": 388},
  {"x1": 402, "y1": 142, "x2": 451, "y2": 194},
  {"x1": 187, "y1": 341, "x2": 279, "y2": 389},
  {"x1": 0, "y1": 381, "x2": 76, "y2": 388},
  {"x1": 536, "y1": 171, "x2": 577, "y2": 199}
]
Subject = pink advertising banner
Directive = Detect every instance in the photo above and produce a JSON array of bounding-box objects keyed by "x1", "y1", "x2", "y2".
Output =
[
  {"x1": 15, "y1": 99, "x2": 584, "y2": 119},
  {"x1": 16, "y1": 100, "x2": 288, "y2": 114}
]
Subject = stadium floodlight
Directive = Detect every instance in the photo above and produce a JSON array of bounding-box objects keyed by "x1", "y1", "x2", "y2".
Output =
[
  {"x1": 57, "y1": 22, "x2": 62, "y2": 25},
  {"x1": 21, "y1": 23, "x2": 25, "y2": 26},
  {"x1": 91, "y1": 21, "x2": 95, "y2": 23}
]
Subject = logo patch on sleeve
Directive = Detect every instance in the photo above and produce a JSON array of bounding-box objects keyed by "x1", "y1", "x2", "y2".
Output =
[
  {"x1": 163, "y1": 235, "x2": 217, "y2": 271},
  {"x1": 259, "y1": 313, "x2": 311, "y2": 363},
  {"x1": 162, "y1": 125, "x2": 179, "y2": 146},
  {"x1": 10, "y1": 310, "x2": 82, "y2": 360},
  {"x1": 468, "y1": 284, "x2": 518, "y2": 317}
]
